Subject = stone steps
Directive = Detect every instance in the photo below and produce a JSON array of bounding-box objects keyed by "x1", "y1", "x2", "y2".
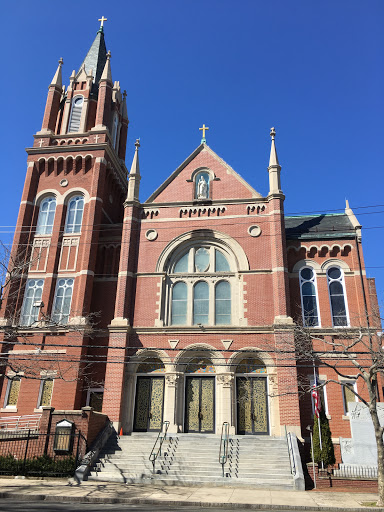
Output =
[{"x1": 89, "y1": 433, "x2": 294, "y2": 489}]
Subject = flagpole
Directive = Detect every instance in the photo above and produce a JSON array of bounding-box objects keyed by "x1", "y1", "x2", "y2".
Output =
[{"x1": 313, "y1": 361, "x2": 323, "y2": 469}]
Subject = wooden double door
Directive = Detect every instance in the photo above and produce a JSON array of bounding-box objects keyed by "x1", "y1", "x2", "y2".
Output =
[
  {"x1": 185, "y1": 377, "x2": 215, "y2": 433},
  {"x1": 133, "y1": 377, "x2": 165, "y2": 432},
  {"x1": 236, "y1": 377, "x2": 269, "y2": 435}
]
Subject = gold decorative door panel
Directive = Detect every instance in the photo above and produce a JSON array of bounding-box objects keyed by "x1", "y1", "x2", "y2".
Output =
[
  {"x1": 185, "y1": 377, "x2": 215, "y2": 433},
  {"x1": 133, "y1": 377, "x2": 164, "y2": 432},
  {"x1": 237, "y1": 377, "x2": 269, "y2": 435}
]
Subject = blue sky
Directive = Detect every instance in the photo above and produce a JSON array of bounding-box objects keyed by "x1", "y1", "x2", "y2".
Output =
[{"x1": 1, "y1": 1, "x2": 384, "y2": 309}]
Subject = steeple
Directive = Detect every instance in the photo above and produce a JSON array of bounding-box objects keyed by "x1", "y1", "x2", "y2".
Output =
[
  {"x1": 126, "y1": 140, "x2": 141, "y2": 202},
  {"x1": 38, "y1": 58, "x2": 64, "y2": 134},
  {"x1": 268, "y1": 127, "x2": 283, "y2": 195},
  {"x1": 78, "y1": 25, "x2": 107, "y2": 93},
  {"x1": 50, "y1": 58, "x2": 63, "y2": 88}
]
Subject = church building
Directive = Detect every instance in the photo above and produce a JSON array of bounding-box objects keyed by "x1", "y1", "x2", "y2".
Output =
[{"x1": 0, "y1": 23, "x2": 380, "y2": 463}]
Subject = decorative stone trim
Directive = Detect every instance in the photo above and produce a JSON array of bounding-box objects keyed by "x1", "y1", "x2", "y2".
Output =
[
  {"x1": 179, "y1": 206, "x2": 226, "y2": 218},
  {"x1": 145, "y1": 229, "x2": 158, "y2": 241},
  {"x1": 247, "y1": 204, "x2": 266, "y2": 215},
  {"x1": 248, "y1": 225, "x2": 262, "y2": 237}
]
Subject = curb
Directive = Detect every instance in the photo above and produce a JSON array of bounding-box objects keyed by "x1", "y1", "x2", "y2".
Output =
[{"x1": 0, "y1": 491, "x2": 379, "y2": 511}]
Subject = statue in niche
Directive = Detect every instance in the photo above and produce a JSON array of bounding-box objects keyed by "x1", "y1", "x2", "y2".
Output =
[{"x1": 197, "y1": 175, "x2": 208, "y2": 199}]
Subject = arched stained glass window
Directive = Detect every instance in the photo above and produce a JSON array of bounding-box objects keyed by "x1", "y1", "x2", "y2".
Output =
[
  {"x1": 215, "y1": 281, "x2": 231, "y2": 324},
  {"x1": 171, "y1": 282, "x2": 187, "y2": 325},
  {"x1": 19, "y1": 279, "x2": 44, "y2": 326},
  {"x1": 327, "y1": 267, "x2": 348, "y2": 326},
  {"x1": 168, "y1": 243, "x2": 235, "y2": 326},
  {"x1": 51, "y1": 278, "x2": 74, "y2": 325},
  {"x1": 36, "y1": 197, "x2": 56, "y2": 235},
  {"x1": 65, "y1": 196, "x2": 84, "y2": 233},
  {"x1": 68, "y1": 96, "x2": 84, "y2": 133},
  {"x1": 193, "y1": 281, "x2": 209, "y2": 324},
  {"x1": 299, "y1": 267, "x2": 319, "y2": 326}
]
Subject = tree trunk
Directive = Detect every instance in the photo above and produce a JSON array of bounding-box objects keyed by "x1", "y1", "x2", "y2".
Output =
[{"x1": 369, "y1": 406, "x2": 384, "y2": 506}]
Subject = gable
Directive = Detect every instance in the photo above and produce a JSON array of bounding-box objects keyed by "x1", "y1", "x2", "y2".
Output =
[{"x1": 146, "y1": 144, "x2": 262, "y2": 203}]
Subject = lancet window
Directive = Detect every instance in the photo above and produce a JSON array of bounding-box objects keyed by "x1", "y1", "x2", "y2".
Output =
[
  {"x1": 327, "y1": 266, "x2": 349, "y2": 326},
  {"x1": 64, "y1": 196, "x2": 84, "y2": 234},
  {"x1": 299, "y1": 267, "x2": 320, "y2": 326},
  {"x1": 36, "y1": 196, "x2": 56, "y2": 235}
]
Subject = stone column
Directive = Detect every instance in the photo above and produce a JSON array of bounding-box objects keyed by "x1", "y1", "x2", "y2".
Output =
[
  {"x1": 216, "y1": 373, "x2": 235, "y2": 434},
  {"x1": 164, "y1": 373, "x2": 180, "y2": 433}
]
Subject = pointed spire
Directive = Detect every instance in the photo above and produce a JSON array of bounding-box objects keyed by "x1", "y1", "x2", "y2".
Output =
[
  {"x1": 78, "y1": 26, "x2": 107, "y2": 91},
  {"x1": 100, "y1": 51, "x2": 112, "y2": 83},
  {"x1": 122, "y1": 90, "x2": 128, "y2": 120},
  {"x1": 268, "y1": 127, "x2": 283, "y2": 196},
  {"x1": 126, "y1": 139, "x2": 141, "y2": 203},
  {"x1": 269, "y1": 127, "x2": 280, "y2": 167},
  {"x1": 50, "y1": 58, "x2": 63, "y2": 88},
  {"x1": 130, "y1": 139, "x2": 140, "y2": 175}
]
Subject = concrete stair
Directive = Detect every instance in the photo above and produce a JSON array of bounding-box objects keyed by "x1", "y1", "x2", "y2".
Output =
[{"x1": 88, "y1": 432, "x2": 294, "y2": 489}]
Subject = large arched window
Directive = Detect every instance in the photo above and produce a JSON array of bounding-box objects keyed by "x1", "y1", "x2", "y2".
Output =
[
  {"x1": 171, "y1": 282, "x2": 187, "y2": 325},
  {"x1": 327, "y1": 266, "x2": 349, "y2": 326},
  {"x1": 19, "y1": 279, "x2": 44, "y2": 326},
  {"x1": 64, "y1": 196, "x2": 84, "y2": 233},
  {"x1": 68, "y1": 96, "x2": 84, "y2": 133},
  {"x1": 215, "y1": 281, "x2": 231, "y2": 325},
  {"x1": 168, "y1": 245, "x2": 233, "y2": 326},
  {"x1": 299, "y1": 267, "x2": 320, "y2": 326},
  {"x1": 36, "y1": 196, "x2": 56, "y2": 235}
]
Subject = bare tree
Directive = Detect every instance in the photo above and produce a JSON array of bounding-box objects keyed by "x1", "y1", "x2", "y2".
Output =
[{"x1": 293, "y1": 321, "x2": 384, "y2": 505}]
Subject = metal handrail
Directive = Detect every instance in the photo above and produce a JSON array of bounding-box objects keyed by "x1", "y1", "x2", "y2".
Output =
[
  {"x1": 219, "y1": 421, "x2": 230, "y2": 477},
  {"x1": 0, "y1": 414, "x2": 41, "y2": 432},
  {"x1": 149, "y1": 420, "x2": 170, "y2": 474},
  {"x1": 286, "y1": 430, "x2": 297, "y2": 476}
]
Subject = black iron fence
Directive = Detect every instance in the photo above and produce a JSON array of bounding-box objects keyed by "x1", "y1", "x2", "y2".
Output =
[{"x1": 0, "y1": 430, "x2": 87, "y2": 477}]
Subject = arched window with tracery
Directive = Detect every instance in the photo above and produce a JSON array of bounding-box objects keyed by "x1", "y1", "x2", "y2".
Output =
[
  {"x1": 64, "y1": 195, "x2": 84, "y2": 233},
  {"x1": 36, "y1": 196, "x2": 56, "y2": 235},
  {"x1": 327, "y1": 266, "x2": 349, "y2": 326},
  {"x1": 299, "y1": 266, "x2": 320, "y2": 326},
  {"x1": 168, "y1": 244, "x2": 234, "y2": 326}
]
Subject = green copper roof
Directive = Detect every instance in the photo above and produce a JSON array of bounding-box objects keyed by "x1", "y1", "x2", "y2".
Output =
[
  {"x1": 78, "y1": 29, "x2": 107, "y2": 95},
  {"x1": 285, "y1": 213, "x2": 356, "y2": 240}
]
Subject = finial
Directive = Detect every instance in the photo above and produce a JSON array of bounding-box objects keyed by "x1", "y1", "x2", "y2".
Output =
[
  {"x1": 106, "y1": 50, "x2": 111, "y2": 60},
  {"x1": 270, "y1": 127, "x2": 276, "y2": 140},
  {"x1": 199, "y1": 124, "x2": 209, "y2": 144},
  {"x1": 98, "y1": 16, "x2": 108, "y2": 32},
  {"x1": 123, "y1": 90, "x2": 127, "y2": 99},
  {"x1": 135, "y1": 138, "x2": 140, "y2": 149},
  {"x1": 346, "y1": 199, "x2": 350, "y2": 209},
  {"x1": 58, "y1": 58, "x2": 63, "y2": 66}
]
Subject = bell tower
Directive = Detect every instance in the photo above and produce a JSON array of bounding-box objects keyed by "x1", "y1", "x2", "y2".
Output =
[{"x1": 0, "y1": 20, "x2": 130, "y2": 411}]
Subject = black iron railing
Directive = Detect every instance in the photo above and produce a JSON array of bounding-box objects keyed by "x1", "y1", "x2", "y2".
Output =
[
  {"x1": 149, "y1": 421, "x2": 170, "y2": 474},
  {"x1": 0, "y1": 429, "x2": 87, "y2": 477}
]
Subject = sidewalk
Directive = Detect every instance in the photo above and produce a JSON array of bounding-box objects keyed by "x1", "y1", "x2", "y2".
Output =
[{"x1": 0, "y1": 478, "x2": 380, "y2": 511}]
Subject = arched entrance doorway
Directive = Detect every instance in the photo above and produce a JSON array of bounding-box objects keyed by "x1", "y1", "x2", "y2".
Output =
[
  {"x1": 184, "y1": 358, "x2": 215, "y2": 433},
  {"x1": 236, "y1": 358, "x2": 269, "y2": 435},
  {"x1": 133, "y1": 358, "x2": 165, "y2": 432}
]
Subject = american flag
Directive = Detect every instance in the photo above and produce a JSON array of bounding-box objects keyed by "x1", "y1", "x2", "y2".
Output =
[{"x1": 312, "y1": 376, "x2": 321, "y2": 419}]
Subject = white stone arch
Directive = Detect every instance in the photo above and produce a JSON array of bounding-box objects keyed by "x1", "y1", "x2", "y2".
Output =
[
  {"x1": 128, "y1": 348, "x2": 172, "y2": 374},
  {"x1": 226, "y1": 347, "x2": 276, "y2": 374},
  {"x1": 34, "y1": 189, "x2": 61, "y2": 206},
  {"x1": 321, "y1": 258, "x2": 351, "y2": 273},
  {"x1": 292, "y1": 259, "x2": 321, "y2": 274},
  {"x1": 62, "y1": 187, "x2": 90, "y2": 205},
  {"x1": 174, "y1": 343, "x2": 226, "y2": 374},
  {"x1": 156, "y1": 229, "x2": 249, "y2": 273},
  {"x1": 189, "y1": 166, "x2": 216, "y2": 182}
]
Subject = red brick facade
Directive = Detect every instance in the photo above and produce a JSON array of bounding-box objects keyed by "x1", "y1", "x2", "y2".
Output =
[{"x1": 0, "y1": 26, "x2": 381, "y2": 467}]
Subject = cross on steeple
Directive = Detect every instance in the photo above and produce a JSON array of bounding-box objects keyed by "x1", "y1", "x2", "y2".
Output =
[
  {"x1": 98, "y1": 16, "x2": 108, "y2": 28},
  {"x1": 199, "y1": 124, "x2": 209, "y2": 143}
]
